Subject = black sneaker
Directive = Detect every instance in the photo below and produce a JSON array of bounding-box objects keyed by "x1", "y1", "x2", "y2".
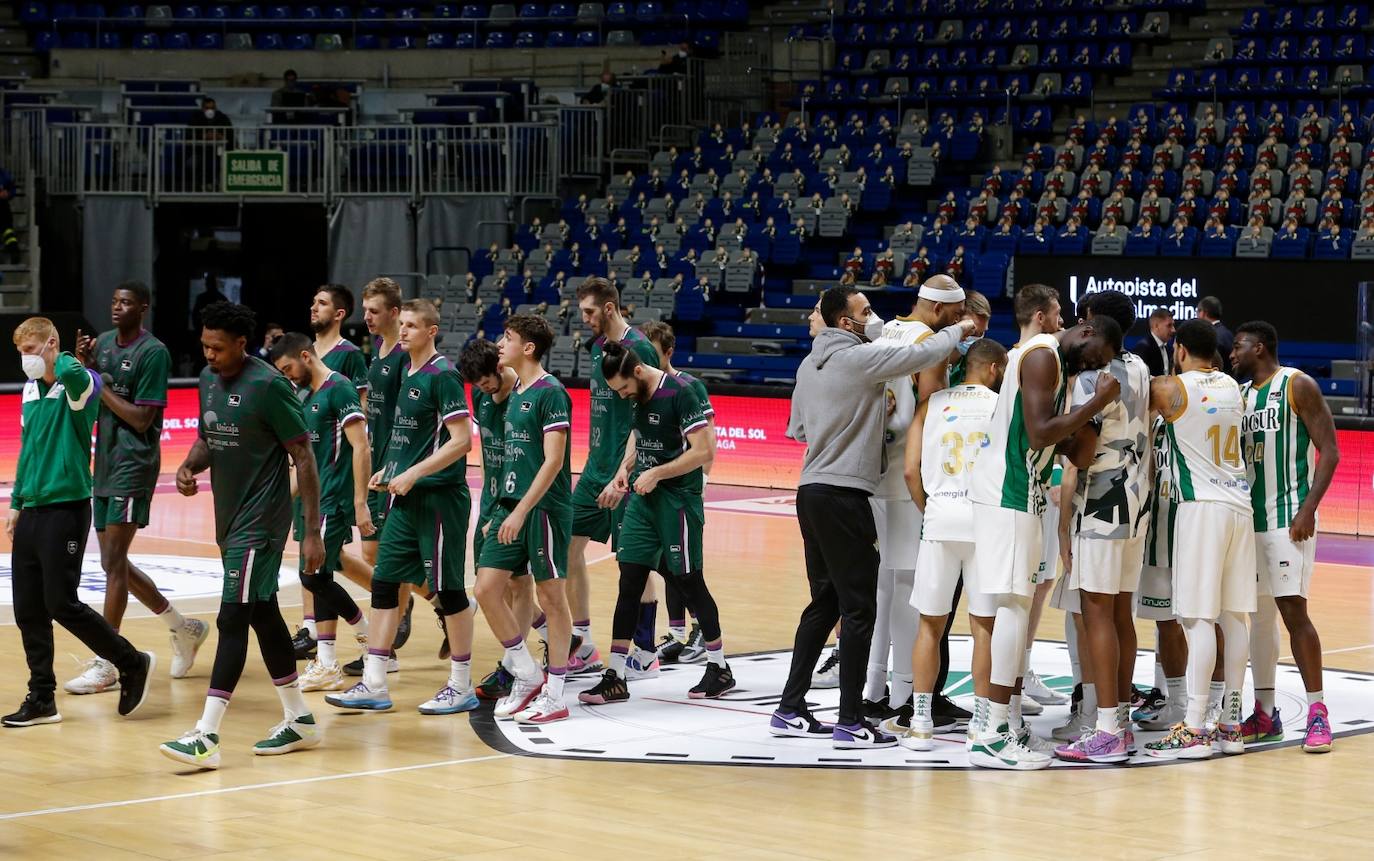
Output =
[
  {"x1": 118, "y1": 651, "x2": 156, "y2": 717},
  {"x1": 931, "y1": 693, "x2": 971, "y2": 732},
  {"x1": 2, "y1": 693, "x2": 61, "y2": 727},
  {"x1": 292, "y1": 627, "x2": 317, "y2": 660},
  {"x1": 344, "y1": 651, "x2": 398, "y2": 677},
  {"x1": 577, "y1": 669, "x2": 629, "y2": 705},
  {"x1": 769, "y1": 707, "x2": 834, "y2": 738},
  {"x1": 393, "y1": 595, "x2": 415, "y2": 650},
  {"x1": 689, "y1": 663, "x2": 736, "y2": 699},
  {"x1": 656, "y1": 633, "x2": 686, "y2": 664},
  {"x1": 863, "y1": 696, "x2": 898, "y2": 721},
  {"x1": 878, "y1": 699, "x2": 914, "y2": 736}
]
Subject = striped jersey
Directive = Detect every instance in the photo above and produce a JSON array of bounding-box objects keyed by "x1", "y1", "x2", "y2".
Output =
[
  {"x1": 1144, "y1": 416, "x2": 1175, "y2": 568},
  {"x1": 876, "y1": 316, "x2": 935, "y2": 500},
  {"x1": 1165, "y1": 369, "x2": 1252, "y2": 514},
  {"x1": 1241, "y1": 367, "x2": 1316, "y2": 532},
  {"x1": 920, "y1": 384, "x2": 998, "y2": 542},
  {"x1": 969, "y1": 333, "x2": 1065, "y2": 515}
]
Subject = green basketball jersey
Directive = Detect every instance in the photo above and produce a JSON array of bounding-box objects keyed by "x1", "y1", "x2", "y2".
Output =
[
  {"x1": 379, "y1": 352, "x2": 469, "y2": 490},
  {"x1": 499, "y1": 373, "x2": 572, "y2": 513},
  {"x1": 199, "y1": 357, "x2": 308, "y2": 548},
  {"x1": 630, "y1": 372, "x2": 710, "y2": 498},
  {"x1": 473, "y1": 386, "x2": 511, "y2": 510},
  {"x1": 1241, "y1": 366, "x2": 1316, "y2": 531},
  {"x1": 675, "y1": 370, "x2": 715, "y2": 420},
  {"x1": 585, "y1": 326, "x2": 660, "y2": 482},
  {"x1": 320, "y1": 339, "x2": 369, "y2": 393},
  {"x1": 13, "y1": 353, "x2": 101, "y2": 510},
  {"x1": 302, "y1": 371, "x2": 366, "y2": 515},
  {"x1": 365, "y1": 339, "x2": 407, "y2": 467},
  {"x1": 91, "y1": 329, "x2": 171, "y2": 497}
]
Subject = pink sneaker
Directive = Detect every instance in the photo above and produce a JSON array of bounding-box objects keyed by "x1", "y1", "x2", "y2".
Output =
[
  {"x1": 1054, "y1": 728, "x2": 1129, "y2": 764},
  {"x1": 568, "y1": 646, "x2": 604, "y2": 676},
  {"x1": 1303, "y1": 702, "x2": 1333, "y2": 753}
]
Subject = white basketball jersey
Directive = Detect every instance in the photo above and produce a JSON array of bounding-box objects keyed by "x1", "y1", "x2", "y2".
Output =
[
  {"x1": 921, "y1": 384, "x2": 999, "y2": 542},
  {"x1": 1241, "y1": 366, "x2": 1317, "y2": 533},
  {"x1": 968, "y1": 333, "x2": 1065, "y2": 515},
  {"x1": 1070, "y1": 351, "x2": 1153, "y2": 540},
  {"x1": 1166, "y1": 369, "x2": 1253, "y2": 514},
  {"x1": 874, "y1": 317, "x2": 936, "y2": 500}
]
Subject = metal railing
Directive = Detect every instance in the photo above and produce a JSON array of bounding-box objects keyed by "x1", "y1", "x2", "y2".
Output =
[{"x1": 531, "y1": 103, "x2": 603, "y2": 180}]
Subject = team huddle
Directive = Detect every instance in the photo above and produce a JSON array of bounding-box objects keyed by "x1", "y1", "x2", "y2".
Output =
[{"x1": 773, "y1": 278, "x2": 1336, "y2": 769}]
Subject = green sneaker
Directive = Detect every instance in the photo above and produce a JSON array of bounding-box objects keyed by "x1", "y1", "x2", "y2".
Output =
[
  {"x1": 253, "y1": 714, "x2": 322, "y2": 756},
  {"x1": 160, "y1": 728, "x2": 221, "y2": 769},
  {"x1": 967, "y1": 723, "x2": 1051, "y2": 771}
]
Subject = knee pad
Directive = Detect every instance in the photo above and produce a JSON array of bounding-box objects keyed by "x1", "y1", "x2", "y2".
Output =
[
  {"x1": 434, "y1": 588, "x2": 470, "y2": 616},
  {"x1": 371, "y1": 579, "x2": 401, "y2": 610}
]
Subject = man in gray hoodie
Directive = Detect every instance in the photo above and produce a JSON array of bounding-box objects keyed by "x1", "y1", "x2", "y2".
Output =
[{"x1": 771, "y1": 285, "x2": 977, "y2": 749}]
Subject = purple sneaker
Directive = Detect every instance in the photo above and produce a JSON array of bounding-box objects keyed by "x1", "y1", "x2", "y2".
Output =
[
  {"x1": 769, "y1": 709, "x2": 833, "y2": 739},
  {"x1": 1055, "y1": 728, "x2": 1129, "y2": 764},
  {"x1": 832, "y1": 721, "x2": 898, "y2": 749}
]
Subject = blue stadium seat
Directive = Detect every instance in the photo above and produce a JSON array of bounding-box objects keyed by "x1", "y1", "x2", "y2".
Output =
[
  {"x1": 79, "y1": 3, "x2": 106, "y2": 17},
  {"x1": 325, "y1": 4, "x2": 348, "y2": 18},
  {"x1": 388, "y1": 34, "x2": 416, "y2": 48},
  {"x1": 113, "y1": 4, "x2": 144, "y2": 24},
  {"x1": 357, "y1": 5, "x2": 383, "y2": 30},
  {"x1": 99, "y1": 31, "x2": 123, "y2": 47},
  {"x1": 455, "y1": 31, "x2": 475, "y2": 48},
  {"x1": 193, "y1": 31, "x2": 221, "y2": 47},
  {"x1": 52, "y1": 2, "x2": 78, "y2": 20},
  {"x1": 485, "y1": 30, "x2": 510, "y2": 47},
  {"x1": 173, "y1": 4, "x2": 199, "y2": 21},
  {"x1": 514, "y1": 30, "x2": 537, "y2": 47},
  {"x1": 545, "y1": 29, "x2": 570, "y2": 47},
  {"x1": 163, "y1": 30, "x2": 191, "y2": 47},
  {"x1": 286, "y1": 32, "x2": 313, "y2": 49},
  {"x1": 134, "y1": 31, "x2": 161, "y2": 48},
  {"x1": 63, "y1": 31, "x2": 93, "y2": 49},
  {"x1": 20, "y1": 3, "x2": 48, "y2": 25},
  {"x1": 634, "y1": 1, "x2": 660, "y2": 22},
  {"x1": 547, "y1": 2, "x2": 572, "y2": 22},
  {"x1": 265, "y1": 4, "x2": 290, "y2": 20},
  {"x1": 33, "y1": 31, "x2": 58, "y2": 53},
  {"x1": 606, "y1": 1, "x2": 629, "y2": 22},
  {"x1": 205, "y1": 3, "x2": 229, "y2": 18},
  {"x1": 460, "y1": 3, "x2": 485, "y2": 18},
  {"x1": 254, "y1": 32, "x2": 284, "y2": 48},
  {"x1": 519, "y1": 3, "x2": 543, "y2": 18},
  {"x1": 575, "y1": 29, "x2": 597, "y2": 46},
  {"x1": 425, "y1": 31, "x2": 453, "y2": 48},
  {"x1": 354, "y1": 33, "x2": 380, "y2": 48}
]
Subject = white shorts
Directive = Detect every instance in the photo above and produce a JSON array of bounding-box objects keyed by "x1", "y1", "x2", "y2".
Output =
[
  {"x1": 1037, "y1": 502, "x2": 1060, "y2": 583},
  {"x1": 872, "y1": 497, "x2": 921, "y2": 571},
  {"x1": 1173, "y1": 501, "x2": 1258, "y2": 619},
  {"x1": 912, "y1": 539, "x2": 1000, "y2": 617},
  {"x1": 1136, "y1": 565, "x2": 1176, "y2": 621},
  {"x1": 971, "y1": 503, "x2": 1043, "y2": 598},
  {"x1": 1255, "y1": 528, "x2": 1316, "y2": 599},
  {"x1": 1068, "y1": 532, "x2": 1146, "y2": 595},
  {"x1": 1050, "y1": 568, "x2": 1080, "y2": 614}
]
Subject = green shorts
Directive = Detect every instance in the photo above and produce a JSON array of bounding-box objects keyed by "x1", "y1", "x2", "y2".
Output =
[
  {"x1": 477, "y1": 503, "x2": 571, "y2": 583},
  {"x1": 474, "y1": 497, "x2": 528, "y2": 578},
  {"x1": 373, "y1": 484, "x2": 470, "y2": 593},
  {"x1": 93, "y1": 495, "x2": 151, "y2": 531},
  {"x1": 221, "y1": 541, "x2": 286, "y2": 604},
  {"x1": 361, "y1": 488, "x2": 390, "y2": 542},
  {"x1": 294, "y1": 508, "x2": 354, "y2": 574},
  {"x1": 616, "y1": 491, "x2": 705, "y2": 577},
  {"x1": 571, "y1": 471, "x2": 627, "y2": 545}
]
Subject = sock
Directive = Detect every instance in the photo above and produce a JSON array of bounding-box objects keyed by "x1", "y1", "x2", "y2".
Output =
[
  {"x1": 634, "y1": 600, "x2": 658, "y2": 652},
  {"x1": 196, "y1": 694, "x2": 229, "y2": 734},
  {"x1": 865, "y1": 662, "x2": 888, "y2": 703},
  {"x1": 1083, "y1": 683, "x2": 1098, "y2": 715},
  {"x1": 1097, "y1": 707, "x2": 1118, "y2": 734},
  {"x1": 351, "y1": 612, "x2": 369, "y2": 637},
  {"x1": 303, "y1": 617, "x2": 317, "y2": 639},
  {"x1": 1165, "y1": 676, "x2": 1186, "y2": 709},
  {"x1": 1116, "y1": 702, "x2": 1130, "y2": 730},
  {"x1": 1066, "y1": 615, "x2": 1081, "y2": 684},
  {"x1": 532, "y1": 612, "x2": 548, "y2": 642},
  {"x1": 363, "y1": 649, "x2": 389, "y2": 690},
  {"x1": 573, "y1": 620, "x2": 592, "y2": 650},
  {"x1": 317, "y1": 635, "x2": 336, "y2": 667},
  {"x1": 706, "y1": 640, "x2": 725, "y2": 667},
  {"x1": 276, "y1": 678, "x2": 309, "y2": 720},
  {"x1": 449, "y1": 654, "x2": 472, "y2": 691},
  {"x1": 546, "y1": 665, "x2": 566, "y2": 700},
  {"x1": 1208, "y1": 679, "x2": 1225, "y2": 714},
  {"x1": 502, "y1": 636, "x2": 540, "y2": 681},
  {"x1": 890, "y1": 672, "x2": 914, "y2": 709},
  {"x1": 913, "y1": 692, "x2": 933, "y2": 724},
  {"x1": 1222, "y1": 688, "x2": 1243, "y2": 726},
  {"x1": 1256, "y1": 687, "x2": 1276, "y2": 713},
  {"x1": 668, "y1": 620, "x2": 687, "y2": 642},
  {"x1": 158, "y1": 604, "x2": 187, "y2": 631},
  {"x1": 1009, "y1": 694, "x2": 1025, "y2": 732},
  {"x1": 1307, "y1": 690, "x2": 1324, "y2": 707},
  {"x1": 1153, "y1": 660, "x2": 1167, "y2": 692},
  {"x1": 609, "y1": 645, "x2": 629, "y2": 679},
  {"x1": 972, "y1": 696, "x2": 989, "y2": 736},
  {"x1": 987, "y1": 700, "x2": 1009, "y2": 734}
]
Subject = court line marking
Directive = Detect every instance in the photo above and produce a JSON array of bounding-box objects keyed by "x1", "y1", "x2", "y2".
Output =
[
  {"x1": 1282, "y1": 643, "x2": 1374, "y2": 660},
  {"x1": 0, "y1": 752, "x2": 512, "y2": 822}
]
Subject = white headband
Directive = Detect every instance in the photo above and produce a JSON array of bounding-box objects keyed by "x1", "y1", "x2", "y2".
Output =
[{"x1": 918, "y1": 279, "x2": 966, "y2": 304}]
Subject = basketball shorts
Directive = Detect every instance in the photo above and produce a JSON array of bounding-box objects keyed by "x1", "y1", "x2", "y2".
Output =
[
  {"x1": 1256, "y1": 528, "x2": 1316, "y2": 599},
  {"x1": 93, "y1": 494, "x2": 151, "y2": 531},
  {"x1": 1068, "y1": 532, "x2": 1146, "y2": 595},
  {"x1": 1049, "y1": 566, "x2": 1080, "y2": 614},
  {"x1": 571, "y1": 470, "x2": 625, "y2": 545},
  {"x1": 221, "y1": 541, "x2": 286, "y2": 604},
  {"x1": 478, "y1": 503, "x2": 571, "y2": 583},
  {"x1": 373, "y1": 485, "x2": 470, "y2": 593},
  {"x1": 971, "y1": 503, "x2": 1043, "y2": 598},
  {"x1": 912, "y1": 539, "x2": 998, "y2": 617},
  {"x1": 1136, "y1": 565, "x2": 1176, "y2": 621},
  {"x1": 872, "y1": 497, "x2": 921, "y2": 571},
  {"x1": 1037, "y1": 501, "x2": 1060, "y2": 583},
  {"x1": 1172, "y1": 501, "x2": 1257, "y2": 619},
  {"x1": 617, "y1": 491, "x2": 704, "y2": 577},
  {"x1": 294, "y1": 508, "x2": 353, "y2": 575},
  {"x1": 361, "y1": 488, "x2": 390, "y2": 542},
  {"x1": 474, "y1": 498, "x2": 528, "y2": 577}
]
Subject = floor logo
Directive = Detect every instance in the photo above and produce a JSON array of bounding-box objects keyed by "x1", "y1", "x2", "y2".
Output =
[
  {"x1": 0, "y1": 553, "x2": 299, "y2": 606},
  {"x1": 473, "y1": 636, "x2": 1374, "y2": 770}
]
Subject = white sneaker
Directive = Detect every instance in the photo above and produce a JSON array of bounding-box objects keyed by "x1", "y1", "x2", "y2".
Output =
[
  {"x1": 169, "y1": 618, "x2": 210, "y2": 679},
  {"x1": 1053, "y1": 703, "x2": 1092, "y2": 741},
  {"x1": 811, "y1": 648, "x2": 841, "y2": 689},
  {"x1": 1019, "y1": 697, "x2": 1043, "y2": 716},
  {"x1": 968, "y1": 724, "x2": 1052, "y2": 770},
  {"x1": 1017, "y1": 724, "x2": 1058, "y2": 755},
  {"x1": 63, "y1": 658, "x2": 119, "y2": 694},
  {"x1": 494, "y1": 675, "x2": 543, "y2": 719},
  {"x1": 625, "y1": 647, "x2": 660, "y2": 680},
  {"x1": 897, "y1": 719, "x2": 935, "y2": 751},
  {"x1": 299, "y1": 659, "x2": 347, "y2": 692},
  {"x1": 1204, "y1": 702, "x2": 1221, "y2": 733},
  {"x1": 1023, "y1": 668, "x2": 1069, "y2": 705},
  {"x1": 1139, "y1": 700, "x2": 1185, "y2": 731},
  {"x1": 514, "y1": 690, "x2": 571, "y2": 724}
]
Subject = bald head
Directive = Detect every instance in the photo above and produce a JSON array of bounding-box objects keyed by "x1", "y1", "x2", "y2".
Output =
[{"x1": 913, "y1": 274, "x2": 967, "y2": 328}]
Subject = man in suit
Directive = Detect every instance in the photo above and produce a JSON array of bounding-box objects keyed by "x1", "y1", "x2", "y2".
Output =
[
  {"x1": 1197, "y1": 296, "x2": 1234, "y2": 372},
  {"x1": 1131, "y1": 308, "x2": 1175, "y2": 376}
]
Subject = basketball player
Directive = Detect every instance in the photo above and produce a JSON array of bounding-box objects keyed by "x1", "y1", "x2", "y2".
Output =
[
  {"x1": 269, "y1": 333, "x2": 374, "y2": 693},
  {"x1": 899, "y1": 338, "x2": 1007, "y2": 749},
  {"x1": 1232, "y1": 321, "x2": 1338, "y2": 753},
  {"x1": 5, "y1": 317, "x2": 154, "y2": 728},
  {"x1": 65, "y1": 282, "x2": 207, "y2": 696},
  {"x1": 1054, "y1": 292, "x2": 1151, "y2": 765},
  {"x1": 1144, "y1": 319, "x2": 1256, "y2": 759},
  {"x1": 472, "y1": 314, "x2": 575, "y2": 723},
  {"x1": 325, "y1": 299, "x2": 476, "y2": 716},
  {"x1": 581, "y1": 342, "x2": 730, "y2": 703},
  {"x1": 160, "y1": 301, "x2": 322, "y2": 768},
  {"x1": 866, "y1": 275, "x2": 969, "y2": 728},
  {"x1": 946, "y1": 289, "x2": 991, "y2": 387},
  {"x1": 966, "y1": 285, "x2": 1119, "y2": 770},
  {"x1": 569, "y1": 277, "x2": 661, "y2": 676}
]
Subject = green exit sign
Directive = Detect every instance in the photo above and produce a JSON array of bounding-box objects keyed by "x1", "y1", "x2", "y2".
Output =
[{"x1": 222, "y1": 150, "x2": 288, "y2": 193}]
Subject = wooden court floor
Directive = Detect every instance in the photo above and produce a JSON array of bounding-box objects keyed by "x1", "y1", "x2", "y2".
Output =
[{"x1": 0, "y1": 473, "x2": 1372, "y2": 860}]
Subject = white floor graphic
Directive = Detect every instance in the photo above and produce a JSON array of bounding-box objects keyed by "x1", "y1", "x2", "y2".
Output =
[{"x1": 0, "y1": 553, "x2": 300, "y2": 606}]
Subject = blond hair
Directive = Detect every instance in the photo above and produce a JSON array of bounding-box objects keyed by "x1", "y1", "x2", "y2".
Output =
[
  {"x1": 362, "y1": 277, "x2": 403, "y2": 310},
  {"x1": 401, "y1": 298, "x2": 440, "y2": 328},
  {"x1": 965, "y1": 289, "x2": 992, "y2": 319},
  {"x1": 12, "y1": 317, "x2": 56, "y2": 347}
]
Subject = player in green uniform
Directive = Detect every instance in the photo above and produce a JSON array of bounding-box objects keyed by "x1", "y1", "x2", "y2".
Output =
[
  {"x1": 327, "y1": 299, "x2": 477, "y2": 716},
  {"x1": 473, "y1": 314, "x2": 575, "y2": 724},
  {"x1": 160, "y1": 302, "x2": 324, "y2": 770},
  {"x1": 945, "y1": 289, "x2": 991, "y2": 387},
  {"x1": 579, "y1": 342, "x2": 732, "y2": 704},
  {"x1": 360, "y1": 279, "x2": 405, "y2": 564},
  {"x1": 270, "y1": 333, "x2": 375, "y2": 693},
  {"x1": 569, "y1": 277, "x2": 661, "y2": 677},
  {"x1": 62, "y1": 282, "x2": 206, "y2": 697}
]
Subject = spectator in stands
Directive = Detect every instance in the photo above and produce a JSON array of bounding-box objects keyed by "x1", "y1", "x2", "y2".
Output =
[
  {"x1": 270, "y1": 69, "x2": 301, "y2": 108},
  {"x1": 0, "y1": 166, "x2": 19, "y2": 262},
  {"x1": 944, "y1": 246, "x2": 966, "y2": 283},
  {"x1": 582, "y1": 71, "x2": 617, "y2": 105},
  {"x1": 1166, "y1": 215, "x2": 1190, "y2": 247},
  {"x1": 1132, "y1": 215, "x2": 1158, "y2": 241},
  {"x1": 792, "y1": 217, "x2": 808, "y2": 242},
  {"x1": 189, "y1": 96, "x2": 232, "y2": 134},
  {"x1": 907, "y1": 246, "x2": 932, "y2": 284},
  {"x1": 1097, "y1": 215, "x2": 1126, "y2": 241},
  {"x1": 1238, "y1": 216, "x2": 1267, "y2": 252},
  {"x1": 1205, "y1": 40, "x2": 1227, "y2": 62},
  {"x1": 1249, "y1": 188, "x2": 1275, "y2": 224},
  {"x1": 1358, "y1": 217, "x2": 1374, "y2": 242},
  {"x1": 255, "y1": 322, "x2": 284, "y2": 360},
  {"x1": 1204, "y1": 216, "x2": 1228, "y2": 242},
  {"x1": 1285, "y1": 189, "x2": 1310, "y2": 224},
  {"x1": 1318, "y1": 218, "x2": 1345, "y2": 252}
]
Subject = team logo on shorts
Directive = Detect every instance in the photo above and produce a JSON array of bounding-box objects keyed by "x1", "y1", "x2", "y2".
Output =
[
  {"x1": 423, "y1": 560, "x2": 432, "y2": 569},
  {"x1": 66, "y1": 541, "x2": 78, "y2": 555},
  {"x1": 227, "y1": 569, "x2": 240, "y2": 580},
  {"x1": 227, "y1": 394, "x2": 242, "y2": 407},
  {"x1": 670, "y1": 544, "x2": 681, "y2": 553},
  {"x1": 408, "y1": 388, "x2": 421, "y2": 400}
]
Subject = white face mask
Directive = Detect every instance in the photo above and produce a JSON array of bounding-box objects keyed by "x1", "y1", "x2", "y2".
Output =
[
  {"x1": 21, "y1": 353, "x2": 46, "y2": 380},
  {"x1": 204, "y1": 109, "x2": 215, "y2": 119},
  {"x1": 864, "y1": 313, "x2": 885, "y2": 341}
]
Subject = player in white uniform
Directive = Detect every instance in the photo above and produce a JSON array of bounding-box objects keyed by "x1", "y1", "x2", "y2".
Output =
[
  {"x1": 1144, "y1": 319, "x2": 1256, "y2": 760},
  {"x1": 898, "y1": 338, "x2": 1007, "y2": 750},
  {"x1": 965, "y1": 284, "x2": 1119, "y2": 770},
  {"x1": 1134, "y1": 415, "x2": 1189, "y2": 731},
  {"x1": 864, "y1": 276, "x2": 969, "y2": 727},
  {"x1": 1232, "y1": 321, "x2": 1339, "y2": 753},
  {"x1": 1053, "y1": 292, "x2": 1152, "y2": 764}
]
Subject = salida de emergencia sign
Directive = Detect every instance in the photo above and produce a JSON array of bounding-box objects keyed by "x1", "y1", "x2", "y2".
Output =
[{"x1": 222, "y1": 150, "x2": 288, "y2": 193}]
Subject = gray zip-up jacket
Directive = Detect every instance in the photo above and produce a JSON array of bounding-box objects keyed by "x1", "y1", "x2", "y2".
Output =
[{"x1": 787, "y1": 323, "x2": 966, "y2": 494}]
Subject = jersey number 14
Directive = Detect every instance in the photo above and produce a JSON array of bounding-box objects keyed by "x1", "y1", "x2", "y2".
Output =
[{"x1": 1206, "y1": 424, "x2": 1241, "y2": 468}]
